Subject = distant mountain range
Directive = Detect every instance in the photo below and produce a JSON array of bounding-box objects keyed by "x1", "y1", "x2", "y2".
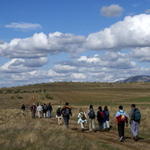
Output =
[{"x1": 117, "y1": 75, "x2": 150, "y2": 83}]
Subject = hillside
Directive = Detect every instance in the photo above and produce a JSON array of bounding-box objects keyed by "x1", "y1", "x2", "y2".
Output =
[
  {"x1": 0, "y1": 82, "x2": 150, "y2": 150},
  {"x1": 118, "y1": 75, "x2": 150, "y2": 83}
]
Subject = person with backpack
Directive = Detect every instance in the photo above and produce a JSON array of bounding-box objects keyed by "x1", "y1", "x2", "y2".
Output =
[
  {"x1": 103, "y1": 106, "x2": 110, "y2": 130},
  {"x1": 97, "y1": 106, "x2": 104, "y2": 130},
  {"x1": 47, "y1": 103, "x2": 53, "y2": 118},
  {"x1": 129, "y1": 104, "x2": 141, "y2": 141},
  {"x1": 43, "y1": 104, "x2": 47, "y2": 118},
  {"x1": 87, "y1": 105, "x2": 96, "y2": 132},
  {"x1": 56, "y1": 106, "x2": 62, "y2": 125},
  {"x1": 115, "y1": 105, "x2": 128, "y2": 142},
  {"x1": 77, "y1": 108, "x2": 87, "y2": 131},
  {"x1": 61, "y1": 102, "x2": 72, "y2": 128},
  {"x1": 30, "y1": 103, "x2": 36, "y2": 118}
]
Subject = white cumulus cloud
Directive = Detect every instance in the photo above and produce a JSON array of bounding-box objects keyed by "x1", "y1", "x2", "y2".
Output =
[{"x1": 86, "y1": 14, "x2": 150, "y2": 50}]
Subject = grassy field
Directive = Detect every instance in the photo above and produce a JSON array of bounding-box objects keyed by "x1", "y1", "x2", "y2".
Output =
[{"x1": 0, "y1": 82, "x2": 150, "y2": 150}]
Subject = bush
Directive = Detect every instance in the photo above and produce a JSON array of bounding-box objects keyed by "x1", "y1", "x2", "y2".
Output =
[
  {"x1": 17, "y1": 96, "x2": 23, "y2": 99},
  {"x1": 45, "y1": 94, "x2": 53, "y2": 100}
]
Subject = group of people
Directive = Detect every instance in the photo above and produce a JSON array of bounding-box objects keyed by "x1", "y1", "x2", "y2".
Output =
[
  {"x1": 21, "y1": 102, "x2": 141, "y2": 142},
  {"x1": 30, "y1": 103, "x2": 53, "y2": 118},
  {"x1": 115, "y1": 104, "x2": 141, "y2": 142},
  {"x1": 77, "y1": 105, "x2": 110, "y2": 131}
]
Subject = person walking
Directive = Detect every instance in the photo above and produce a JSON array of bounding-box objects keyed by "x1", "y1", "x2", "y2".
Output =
[
  {"x1": 30, "y1": 103, "x2": 36, "y2": 118},
  {"x1": 77, "y1": 108, "x2": 87, "y2": 131},
  {"x1": 61, "y1": 102, "x2": 72, "y2": 128},
  {"x1": 47, "y1": 103, "x2": 53, "y2": 118},
  {"x1": 97, "y1": 106, "x2": 104, "y2": 130},
  {"x1": 21, "y1": 104, "x2": 26, "y2": 116},
  {"x1": 103, "y1": 106, "x2": 110, "y2": 130},
  {"x1": 43, "y1": 104, "x2": 47, "y2": 118},
  {"x1": 129, "y1": 104, "x2": 141, "y2": 141},
  {"x1": 88, "y1": 105, "x2": 96, "y2": 132},
  {"x1": 56, "y1": 106, "x2": 62, "y2": 125},
  {"x1": 115, "y1": 105, "x2": 128, "y2": 142},
  {"x1": 37, "y1": 103, "x2": 43, "y2": 118}
]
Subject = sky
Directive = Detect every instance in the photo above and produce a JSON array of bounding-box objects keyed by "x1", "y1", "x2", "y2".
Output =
[{"x1": 1, "y1": 0, "x2": 150, "y2": 87}]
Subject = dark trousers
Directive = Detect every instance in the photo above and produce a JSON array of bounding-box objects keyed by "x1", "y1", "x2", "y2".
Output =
[
  {"x1": 118, "y1": 122, "x2": 125, "y2": 137},
  {"x1": 32, "y1": 111, "x2": 36, "y2": 118},
  {"x1": 98, "y1": 121, "x2": 103, "y2": 130},
  {"x1": 63, "y1": 116, "x2": 69, "y2": 128}
]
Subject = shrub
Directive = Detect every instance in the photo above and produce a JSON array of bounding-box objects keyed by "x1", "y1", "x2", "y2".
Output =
[{"x1": 45, "y1": 94, "x2": 53, "y2": 100}]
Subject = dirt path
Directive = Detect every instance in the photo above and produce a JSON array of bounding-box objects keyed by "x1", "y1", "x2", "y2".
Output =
[
  {"x1": 48, "y1": 117, "x2": 150, "y2": 150},
  {"x1": 1, "y1": 109, "x2": 150, "y2": 150}
]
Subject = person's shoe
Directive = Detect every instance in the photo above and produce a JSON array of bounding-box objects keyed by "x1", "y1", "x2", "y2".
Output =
[
  {"x1": 119, "y1": 136, "x2": 124, "y2": 142},
  {"x1": 134, "y1": 136, "x2": 138, "y2": 141}
]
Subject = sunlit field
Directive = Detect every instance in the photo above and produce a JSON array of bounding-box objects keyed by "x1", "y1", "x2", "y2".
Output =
[{"x1": 0, "y1": 82, "x2": 150, "y2": 150}]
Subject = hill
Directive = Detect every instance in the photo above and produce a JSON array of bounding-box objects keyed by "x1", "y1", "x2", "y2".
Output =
[
  {"x1": 0, "y1": 82, "x2": 150, "y2": 150},
  {"x1": 118, "y1": 75, "x2": 150, "y2": 83}
]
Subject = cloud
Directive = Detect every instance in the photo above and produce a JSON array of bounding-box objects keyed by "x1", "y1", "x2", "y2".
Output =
[
  {"x1": 0, "y1": 57, "x2": 48, "y2": 73},
  {"x1": 1, "y1": 14, "x2": 150, "y2": 60},
  {"x1": 100, "y1": 4, "x2": 123, "y2": 17},
  {"x1": 71, "y1": 73, "x2": 86, "y2": 80},
  {"x1": 54, "y1": 64, "x2": 76, "y2": 72},
  {"x1": 5, "y1": 22, "x2": 42, "y2": 30},
  {"x1": 0, "y1": 32, "x2": 85, "y2": 59},
  {"x1": 1, "y1": 14, "x2": 150, "y2": 86},
  {"x1": 145, "y1": 9, "x2": 150, "y2": 14},
  {"x1": 86, "y1": 14, "x2": 150, "y2": 50},
  {"x1": 132, "y1": 47, "x2": 150, "y2": 62}
]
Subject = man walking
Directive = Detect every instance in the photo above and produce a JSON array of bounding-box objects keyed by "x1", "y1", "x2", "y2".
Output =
[
  {"x1": 88, "y1": 105, "x2": 96, "y2": 132},
  {"x1": 130, "y1": 104, "x2": 141, "y2": 141},
  {"x1": 61, "y1": 102, "x2": 72, "y2": 128},
  {"x1": 115, "y1": 105, "x2": 128, "y2": 142},
  {"x1": 30, "y1": 103, "x2": 37, "y2": 118}
]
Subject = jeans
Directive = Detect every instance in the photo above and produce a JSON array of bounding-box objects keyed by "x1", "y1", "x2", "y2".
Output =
[
  {"x1": 103, "y1": 121, "x2": 110, "y2": 129},
  {"x1": 98, "y1": 121, "x2": 103, "y2": 130},
  {"x1": 118, "y1": 122, "x2": 125, "y2": 138},
  {"x1": 63, "y1": 116, "x2": 70, "y2": 128},
  {"x1": 131, "y1": 120, "x2": 139, "y2": 137},
  {"x1": 31, "y1": 111, "x2": 36, "y2": 118},
  {"x1": 46, "y1": 110, "x2": 51, "y2": 118}
]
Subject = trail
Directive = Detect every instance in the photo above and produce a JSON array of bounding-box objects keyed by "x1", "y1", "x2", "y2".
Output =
[
  {"x1": 0, "y1": 109, "x2": 150, "y2": 150},
  {"x1": 48, "y1": 116, "x2": 150, "y2": 150}
]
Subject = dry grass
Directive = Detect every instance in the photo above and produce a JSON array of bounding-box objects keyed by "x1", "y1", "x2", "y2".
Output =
[{"x1": 0, "y1": 82, "x2": 150, "y2": 150}]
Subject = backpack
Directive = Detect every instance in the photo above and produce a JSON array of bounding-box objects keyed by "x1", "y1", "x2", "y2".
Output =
[
  {"x1": 80, "y1": 112, "x2": 86, "y2": 120},
  {"x1": 43, "y1": 105, "x2": 47, "y2": 111},
  {"x1": 99, "y1": 111, "x2": 104, "y2": 119},
  {"x1": 133, "y1": 109, "x2": 141, "y2": 122},
  {"x1": 120, "y1": 114, "x2": 126, "y2": 122},
  {"x1": 62, "y1": 107, "x2": 70, "y2": 117},
  {"x1": 56, "y1": 108, "x2": 62, "y2": 116},
  {"x1": 88, "y1": 109, "x2": 95, "y2": 119},
  {"x1": 118, "y1": 111, "x2": 126, "y2": 123}
]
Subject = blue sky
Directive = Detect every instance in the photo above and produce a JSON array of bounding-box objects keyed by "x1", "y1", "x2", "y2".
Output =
[{"x1": 1, "y1": 0, "x2": 150, "y2": 87}]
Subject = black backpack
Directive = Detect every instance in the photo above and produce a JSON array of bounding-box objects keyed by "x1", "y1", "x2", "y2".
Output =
[
  {"x1": 43, "y1": 105, "x2": 47, "y2": 111},
  {"x1": 57, "y1": 108, "x2": 62, "y2": 116},
  {"x1": 62, "y1": 107, "x2": 70, "y2": 117},
  {"x1": 133, "y1": 109, "x2": 141, "y2": 122},
  {"x1": 88, "y1": 109, "x2": 95, "y2": 119}
]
